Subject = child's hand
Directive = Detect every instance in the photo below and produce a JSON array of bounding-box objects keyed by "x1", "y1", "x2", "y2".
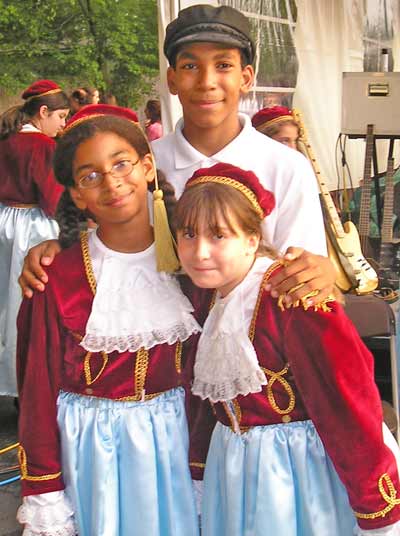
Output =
[
  {"x1": 267, "y1": 247, "x2": 336, "y2": 307},
  {"x1": 18, "y1": 239, "x2": 61, "y2": 298}
]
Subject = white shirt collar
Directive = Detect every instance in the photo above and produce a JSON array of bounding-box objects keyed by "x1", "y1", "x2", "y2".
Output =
[
  {"x1": 20, "y1": 123, "x2": 42, "y2": 134},
  {"x1": 173, "y1": 113, "x2": 253, "y2": 169}
]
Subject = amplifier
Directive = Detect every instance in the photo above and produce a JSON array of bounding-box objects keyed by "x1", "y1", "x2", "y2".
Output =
[{"x1": 342, "y1": 72, "x2": 400, "y2": 136}]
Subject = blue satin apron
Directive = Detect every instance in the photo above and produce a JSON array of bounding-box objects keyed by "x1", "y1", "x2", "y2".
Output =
[
  {"x1": 0, "y1": 203, "x2": 59, "y2": 396},
  {"x1": 57, "y1": 388, "x2": 199, "y2": 536},
  {"x1": 202, "y1": 419, "x2": 357, "y2": 536}
]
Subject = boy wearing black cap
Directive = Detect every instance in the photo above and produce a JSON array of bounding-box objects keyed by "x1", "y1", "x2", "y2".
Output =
[
  {"x1": 153, "y1": 3, "x2": 335, "y2": 306},
  {"x1": 19, "y1": 4, "x2": 335, "y2": 308}
]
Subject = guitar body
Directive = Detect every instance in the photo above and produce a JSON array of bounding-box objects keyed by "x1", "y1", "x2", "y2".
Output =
[
  {"x1": 341, "y1": 220, "x2": 379, "y2": 294},
  {"x1": 326, "y1": 233, "x2": 354, "y2": 292}
]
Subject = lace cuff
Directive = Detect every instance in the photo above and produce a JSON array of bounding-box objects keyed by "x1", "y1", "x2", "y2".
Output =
[
  {"x1": 17, "y1": 490, "x2": 77, "y2": 536},
  {"x1": 355, "y1": 520, "x2": 400, "y2": 535}
]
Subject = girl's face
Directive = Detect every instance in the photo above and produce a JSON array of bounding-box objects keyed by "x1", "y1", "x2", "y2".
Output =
[
  {"x1": 271, "y1": 123, "x2": 299, "y2": 150},
  {"x1": 39, "y1": 107, "x2": 69, "y2": 137},
  {"x1": 69, "y1": 131, "x2": 154, "y2": 231},
  {"x1": 92, "y1": 90, "x2": 100, "y2": 104},
  {"x1": 177, "y1": 210, "x2": 259, "y2": 297}
]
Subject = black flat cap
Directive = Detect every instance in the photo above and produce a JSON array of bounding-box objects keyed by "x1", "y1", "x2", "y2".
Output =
[{"x1": 164, "y1": 4, "x2": 255, "y2": 65}]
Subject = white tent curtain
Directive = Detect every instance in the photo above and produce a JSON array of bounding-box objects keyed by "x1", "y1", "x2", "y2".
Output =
[
  {"x1": 292, "y1": 0, "x2": 365, "y2": 191},
  {"x1": 157, "y1": 0, "x2": 182, "y2": 134}
]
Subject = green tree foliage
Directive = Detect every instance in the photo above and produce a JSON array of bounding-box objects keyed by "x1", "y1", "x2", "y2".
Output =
[{"x1": 0, "y1": 0, "x2": 159, "y2": 107}]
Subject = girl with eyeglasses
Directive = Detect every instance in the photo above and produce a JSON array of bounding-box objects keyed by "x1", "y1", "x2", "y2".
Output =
[{"x1": 16, "y1": 105, "x2": 201, "y2": 536}]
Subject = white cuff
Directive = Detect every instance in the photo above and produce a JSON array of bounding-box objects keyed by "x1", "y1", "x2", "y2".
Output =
[
  {"x1": 17, "y1": 490, "x2": 77, "y2": 536},
  {"x1": 355, "y1": 520, "x2": 400, "y2": 535}
]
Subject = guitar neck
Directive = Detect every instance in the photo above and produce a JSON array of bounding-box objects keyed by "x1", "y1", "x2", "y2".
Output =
[
  {"x1": 294, "y1": 111, "x2": 345, "y2": 237},
  {"x1": 381, "y1": 157, "x2": 395, "y2": 243},
  {"x1": 358, "y1": 125, "x2": 374, "y2": 240}
]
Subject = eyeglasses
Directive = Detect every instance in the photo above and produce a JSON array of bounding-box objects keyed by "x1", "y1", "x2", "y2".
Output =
[{"x1": 77, "y1": 158, "x2": 140, "y2": 189}]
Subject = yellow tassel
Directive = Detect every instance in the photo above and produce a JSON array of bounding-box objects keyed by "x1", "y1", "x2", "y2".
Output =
[{"x1": 153, "y1": 189, "x2": 180, "y2": 273}]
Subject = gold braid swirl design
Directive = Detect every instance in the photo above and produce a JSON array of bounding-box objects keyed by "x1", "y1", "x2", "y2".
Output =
[
  {"x1": 187, "y1": 176, "x2": 264, "y2": 219},
  {"x1": 18, "y1": 445, "x2": 61, "y2": 482},
  {"x1": 354, "y1": 473, "x2": 400, "y2": 519},
  {"x1": 261, "y1": 365, "x2": 295, "y2": 415}
]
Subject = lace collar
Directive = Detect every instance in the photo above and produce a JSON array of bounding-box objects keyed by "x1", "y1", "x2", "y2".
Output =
[
  {"x1": 192, "y1": 256, "x2": 275, "y2": 402},
  {"x1": 80, "y1": 231, "x2": 201, "y2": 353}
]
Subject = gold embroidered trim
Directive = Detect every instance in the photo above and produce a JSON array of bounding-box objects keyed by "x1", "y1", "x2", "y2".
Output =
[
  {"x1": 354, "y1": 474, "x2": 400, "y2": 519},
  {"x1": 261, "y1": 365, "x2": 295, "y2": 415},
  {"x1": 232, "y1": 399, "x2": 242, "y2": 424},
  {"x1": 256, "y1": 115, "x2": 295, "y2": 132},
  {"x1": 84, "y1": 350, "x2": 109, "y2": 385},
  {"x1": 18, "y1": 446, "x2": 61, "y2": 482},
  {"x1": 71, "y1": 330, "x2": 108, "y2": 386},
  {"x1": 190, "y1": 462, "x2": 206, "y2": 468},
  {"x1": 24, "y1": 88, "x2": 62, "y2": 101},
  {"x1": 134, "y1": 347, "x2": 149, "y2": 397},
  {"x1": 116, "y1": 391, "x2": 163, "y2": 401},
  {"x1": 81, "y1": 232, "x2": 97, "y2": 295},
  {"x1": 175, "y1": 341, "x2": 182, "y2": 374},
  {"x1": 62, "y1": 114, "x2": 138, "y2": 135},
  {"x1": 187, "y1": 176, "x2": 264, "y2": 219},
  {"x1": 249, "y1": 261, "x2": 282, "y2": 342}
]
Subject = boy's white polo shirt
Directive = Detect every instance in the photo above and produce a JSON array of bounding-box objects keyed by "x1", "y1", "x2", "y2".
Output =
[{"x1": 152, "y1": 114, "x2": 327, "y2": 256}]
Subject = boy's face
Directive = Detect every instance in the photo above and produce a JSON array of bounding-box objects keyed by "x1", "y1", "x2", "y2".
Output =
[{"x1": 167, "y1": 42, "x2": 254, "y2": 136}]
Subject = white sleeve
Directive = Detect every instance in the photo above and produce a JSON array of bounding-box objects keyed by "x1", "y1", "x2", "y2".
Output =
[
  {"x1": 355, "y1": 521, "x2": 400, "y2": 536},
  {"x1": 17, "y1": 490, "x2": 77, "y2": 536},
  {"x1": 261, "y1": 152, "x2": 327, "y2": 256}
]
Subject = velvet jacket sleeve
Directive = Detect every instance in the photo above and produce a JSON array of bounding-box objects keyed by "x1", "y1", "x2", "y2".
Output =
[
  {"x1": 30, "y1": 136, "x2": 63, "y2": 217},
  {"x1": 275, "y1": 299, "x2": 400, "y2": 530},
  {"x1": 17, "y1": 282, "x2": 65, "y2": 496}
]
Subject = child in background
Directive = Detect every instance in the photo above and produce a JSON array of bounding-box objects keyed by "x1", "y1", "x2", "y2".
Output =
[
  {"x1": 252, "y1": 105, "x2": 301, "y2": 151},
  {"x1": 16, "y1": 105, "x2": 200, "y2": 536},
  {"x1": 145, "y1": 99, "x2": 163, "y2": 141},
  {"x1": 0, "y1": 79, "x2": 69, "y2": 397},
  {"x1": 175, "y1": 162, "x2": 400, "y2": 536}
]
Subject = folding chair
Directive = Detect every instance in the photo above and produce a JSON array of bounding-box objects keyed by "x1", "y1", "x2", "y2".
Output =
[{"x1": 344, "y1": 294, "x2": 399, "y2": 441}]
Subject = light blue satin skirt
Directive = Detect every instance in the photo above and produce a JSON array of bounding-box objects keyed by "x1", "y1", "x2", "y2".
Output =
[
  {"x1": 202, "y1": 420, "x2": 357, "y2": 536},
  {"x1": 57, "y1": 388, "x2": 199, "y2": 536},
  {"x1": 0, "y1": 204, "x2": 59, "y2": 396}
]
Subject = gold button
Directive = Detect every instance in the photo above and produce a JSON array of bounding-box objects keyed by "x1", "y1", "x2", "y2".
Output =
[
  {"x1": 282, "y1": 415, "x2": 291, "y2": 423},
  {"x1": 85, "y1": 388, "x2": 93, "y2": 395}
]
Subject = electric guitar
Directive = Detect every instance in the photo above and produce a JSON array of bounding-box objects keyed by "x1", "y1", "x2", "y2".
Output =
[
  {"x1": 358, "y1": 124, "x2": 376, "y2": 258},
  {"x1": 294, "y1": 111, "x2": 378, "y2": 294},
  {"x1": 378, "y1": 157, "x2": 400, "y2": 289}
]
